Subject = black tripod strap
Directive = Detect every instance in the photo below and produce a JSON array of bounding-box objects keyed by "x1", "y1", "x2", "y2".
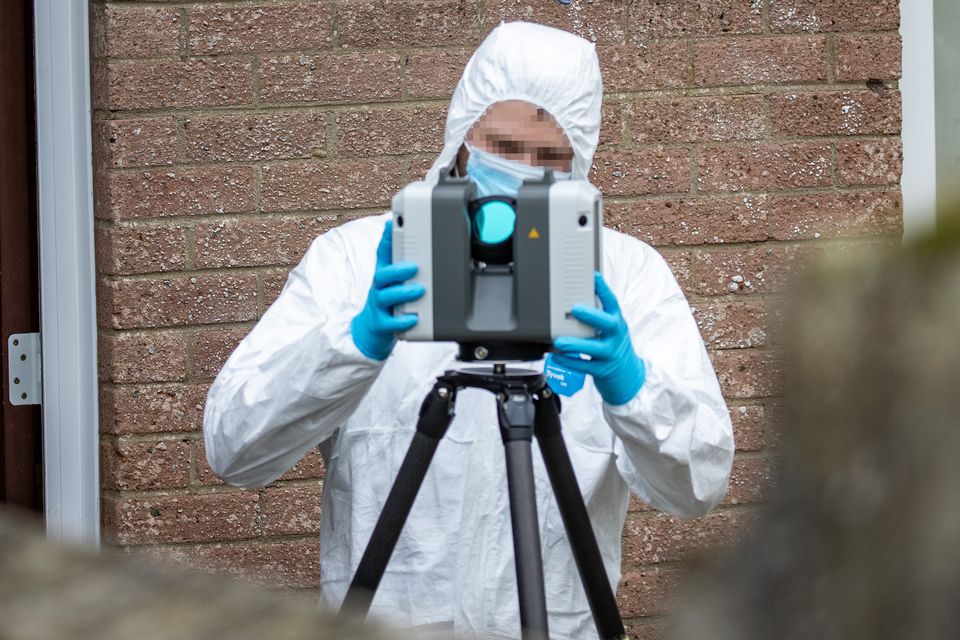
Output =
[
  {"x1": 535, "y1": 390, "x2": 628, "y2": 640},
  {"x1": 340, "y1": 383, "x2": 455, "y2": 617}
]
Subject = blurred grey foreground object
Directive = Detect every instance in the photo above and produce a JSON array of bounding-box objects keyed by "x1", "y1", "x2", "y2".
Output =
[
  {"x1": 0, "y1": 509, "x2": 425, "y2": 640},
  {"x1": 675, "y1": 214, "x2": 960, "y2": 640}
]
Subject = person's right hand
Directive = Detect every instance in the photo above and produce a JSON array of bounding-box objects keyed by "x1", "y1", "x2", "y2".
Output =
[{"x1": 350, "y1": 221, "x2": 425, "y2": 361}]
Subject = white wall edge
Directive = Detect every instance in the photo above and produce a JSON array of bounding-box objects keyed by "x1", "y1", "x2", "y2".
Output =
[
  {"x1": 33, "y1": 0, "x2": 100, "y2": 548},
  {"x1": 900, "y1": 0, "x2": 938, "y2": 240}
]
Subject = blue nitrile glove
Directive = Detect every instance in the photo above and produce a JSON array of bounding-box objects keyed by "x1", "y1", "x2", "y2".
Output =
[
  {"x1": 350, "y1": 221, "x2": 426, "y2": 361},
  {"x1": 551, "y1": 272, "x2": 646, "y2": 406}
]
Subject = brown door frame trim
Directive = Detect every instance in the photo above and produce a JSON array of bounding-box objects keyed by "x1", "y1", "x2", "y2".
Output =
[{"x1": 1, "y1": 0, "x2": 43, "y2": 510}]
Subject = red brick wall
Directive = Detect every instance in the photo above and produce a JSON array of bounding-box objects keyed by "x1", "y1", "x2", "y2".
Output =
[{"x1": 91, "y1": 1, "x2": 902, "y2": 635}]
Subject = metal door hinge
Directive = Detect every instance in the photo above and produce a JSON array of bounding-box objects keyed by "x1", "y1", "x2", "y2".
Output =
[{"x1": 8, "y1": 333, "x2": 41, "y2": 406}]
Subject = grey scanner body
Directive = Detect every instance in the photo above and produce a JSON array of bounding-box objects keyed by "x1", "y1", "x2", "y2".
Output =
[{"x1": 392, "y1": 169, "x2": 603, "y2": 358}]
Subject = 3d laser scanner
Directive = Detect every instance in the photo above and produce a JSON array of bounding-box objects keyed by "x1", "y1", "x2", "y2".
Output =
[{"x1": 391, "y1": 165, "x2": 603, "y2": 362}]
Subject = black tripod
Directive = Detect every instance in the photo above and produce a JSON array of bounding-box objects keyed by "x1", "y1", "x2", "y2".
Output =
[{"x1": 339, "y1": 363, "x2": 627, "y2": 639}]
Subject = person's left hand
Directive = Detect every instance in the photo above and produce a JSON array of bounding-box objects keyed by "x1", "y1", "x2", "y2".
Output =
[
  {"x1": 551, "y1": 272, "x2": 646, "y2": 406},
  {"x1": 350, "y1": 221, "x2": 425, "y2": 361}
]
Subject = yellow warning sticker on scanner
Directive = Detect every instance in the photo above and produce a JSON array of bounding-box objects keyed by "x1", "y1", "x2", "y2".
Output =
[{"x1": 527, "y1": 227, "x2": 540, "y2": 239}]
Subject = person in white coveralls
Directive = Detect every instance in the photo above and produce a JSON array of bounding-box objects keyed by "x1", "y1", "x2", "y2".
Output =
[{"x1": 204, "y1": 21, "x2": 735, "y2": 640}]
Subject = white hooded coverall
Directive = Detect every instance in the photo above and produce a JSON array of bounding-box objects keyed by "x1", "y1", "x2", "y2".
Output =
[{"x1": 204, "y1": 21, "x2": 735, "y2": 640}]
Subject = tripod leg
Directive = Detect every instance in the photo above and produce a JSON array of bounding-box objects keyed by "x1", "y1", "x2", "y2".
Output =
[
  {"x1": 534, "y1": 387, "x2": 628, "y2": 640},
  {"x1": 498, "y1": 390, "x2": 549, "y2": 640},
  {"x1": 340, "y1": 382, "x2": 456, "y2": 618}
]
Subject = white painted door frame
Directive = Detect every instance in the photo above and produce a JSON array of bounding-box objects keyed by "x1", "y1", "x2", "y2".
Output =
[
  {"x1": 900, "y1": 0, "x2": 938, "y2": 240},
  {"x1": 33, "y1": 0, "x2": 100, "y2": 547}
]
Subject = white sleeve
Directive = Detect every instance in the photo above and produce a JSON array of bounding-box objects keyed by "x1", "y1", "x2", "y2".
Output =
[
  {"x1": 202, "y1": 224, "x2": 383, "y2": 488},
  {"x1": 604, "y1": 241, "x2": 735, "y2": 519}
]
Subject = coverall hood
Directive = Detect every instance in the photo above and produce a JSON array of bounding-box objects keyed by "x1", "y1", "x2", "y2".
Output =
[{"x1": 426, "y1": 21, "x2": 603, "y2": 182}]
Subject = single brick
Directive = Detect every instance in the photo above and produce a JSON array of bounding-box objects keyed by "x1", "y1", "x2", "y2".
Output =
[
  {"x1": 92, "y1": 5, "x2": 180, "y2": 59},
  {"x1": 195, "y1": 215, "x2": 340, "y2": 269},
  {"x1": 195, "y1": 440, "x2": 325, "y2": 486},
  {"x1": 280, "y1": 447, "x2": 326, "y2": 481},
  {"x1": 770, "y1": 0, "x2": 899, "y2": 33},
  {"x1": 100, "y1": 383, "x2": 208, "y2": 436},
  {"x1": 101, "y1": 274, "x2": 258, "y2": 330},
  {"x1": 723, "y1": 455, "x2": 775, "y2": 504},
  {"x1": 261, "y1": 159, "x2": 403, "y2": 211},
  {"x1": 711, "y1": 349, "x2": 784, "y2": 399},
  {"x1": 837, "y1": 138, "x2": 903, "y2": 186},
  {"x1": 408, "y1": 155, "x2": 438, "y2": 180},
  {"x1": 616, "y1": 567, "x2": 681, "y2": 618},
  {"x1": 264, "y1": 484, "x2": 323, "y2": 536},
  {"x1": 100, "y1": 166, "x2": 255, "y2": 221},
  {"x1": 597, "y1": 42, "x2": 689, "y2": 93},
  {"x1": 261, "y1": 269, "x2": 292, "y2": 308},
  {"x1": 484, "y1": 0, "x2": 625, "y2": 44},
  {"x1": 405, "y1": 48, "x2": 472, "y2": 99},
  {"x1": 404, "y1": 49, "x2": 473, "y2": 99},
  {"x1": 98, "y1": 332, "x2": 188, "y2": 384},
  {"x1": 728, "y1": 404, "x2": 767, "y2": 451},
  {"x1": 629, "y1": 493, "x2": 693, "y2": 520},
  {"x1": 336, "y1": 106, "x2": 446, "y2": 157},
  {"x1": 91, "y1": 57, "x2": 108, "y2": 108},
  {"x1": 191, "y1": 327, "x2": 250, "y2": 380},
  {"x1": 341, "y1": 0, "x2": 481, "y2": 48},
  {"x1": 770, "y1": 90, "x2": 901, "y2": 137},
  {"x1": 694, "y1": 36, "x2": 827, "y2": 86},
  {"x1": 184, "y1": 112, "x2": 327, "y2": 163},
  {"x1": 836, "y1": 33, "x2": 902, "y2": 82},
  {"x1": 600, "y1": 100, "x2": 623, "y2": 148},
  {"x1": 603, "y1": 195, "x2": 768, "y2": 247},
  {"x1": 100, "y1": 437, "x2": 191, "y2": 491},
  {"x1": 622, "y1": 507, "x2": 757, "y2": 566},
  {"x1": 102, "y1": 491, "x2": 260, "y2": 545},
  {"x1": 628, "y1": 493, "x2": 654, "y2": 513},
  {"x1": 627, "y1": 95, "x2": 766, "y2": 144},
  {"x1": 188, "y1": 3, "x2": 332, "y2": 55},
  {"x1": 94, "y1": 118, "x2": 177, "y2": 169},
  {"x1": 260, "y1": 52, "x2": 403, "y2": 105},
  {"x1": 590, "y1": 149, "x2": 691, "y2": 197},
  {"x1": 194, "y1": 439, "x2": 225, "y2": 487},
  {"x1": 661, "y1": 250, "x2": 692, "y2": 290},
  {"x1": 99, "y1": 60, "x2": 254, "y2": 111},
  {"x1": 139, "y1": 539, "x2": 320, "y2": 589},
  {"x1": 96, "y1": 224, "x2": 186, "y2": 276},
  {"x1": 691, "y1": 300, "x2": 768, "y2": 350},
  {"x1": 628, "y1": 0, "x2": 763, "y2": 38},
  {"x1": 768, "y1": 191, "x2": 902, "y2": 240},
  {"x1": 738, "y1": 236, "x2": 896, "y2": 290},
  {"x1": 686, "y1": 244, "x2": 797, "y2": 296},
  {"x1": 697, "y1": 142, "x2": 831, "y2": 192}
]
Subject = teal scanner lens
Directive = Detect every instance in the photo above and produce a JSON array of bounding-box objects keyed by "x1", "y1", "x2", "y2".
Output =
[{"x1": 475, "y1": 200, "x2": 516, "y2": 245}]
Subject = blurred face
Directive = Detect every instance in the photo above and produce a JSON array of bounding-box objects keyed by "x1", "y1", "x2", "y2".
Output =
[{"x1": 456, "y1": 100, "x2": 574, "y2": 175}]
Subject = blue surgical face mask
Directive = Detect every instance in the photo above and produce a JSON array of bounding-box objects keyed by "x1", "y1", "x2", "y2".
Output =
[{"x1": 465, "y1": 142, "x2": 571, "y2": 198}]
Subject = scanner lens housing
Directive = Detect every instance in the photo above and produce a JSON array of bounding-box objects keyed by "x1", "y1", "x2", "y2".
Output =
[{"x1": 470, "y1": 196, "x2": 516, "y2": 265}]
